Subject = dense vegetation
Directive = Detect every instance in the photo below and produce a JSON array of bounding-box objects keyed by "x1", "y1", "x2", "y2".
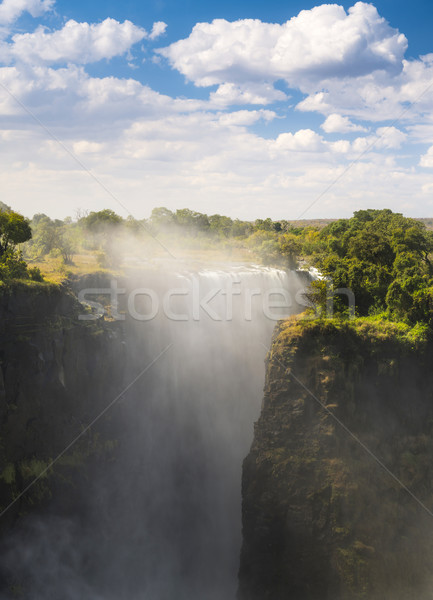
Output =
[
  {"x1": 17, "y1": 206, "x2": 311, "y2": 273},
  {"x1": 145, "y1": 207, "x2": 433, "y2": 326},
  {"x1": 0, "y1": 202, "x2": 43, "y2": 283},
  {"x1": 1, "y1": 203, "x2": 433, "y2": 326},
  {"x1": 307, "y1": 209, "x2": 433, "y2": 325}
]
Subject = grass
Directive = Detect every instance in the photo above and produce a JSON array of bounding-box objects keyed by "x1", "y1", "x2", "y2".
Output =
[
  {"x1": 26, "y1": 245, "x2": 258, "y2": 285},
  {"x1": 273, "y1": 314, "x2": 430, "y2": 369},
  {"x1": 27, "y1": 253, "x2": 101, "y2": 284}
]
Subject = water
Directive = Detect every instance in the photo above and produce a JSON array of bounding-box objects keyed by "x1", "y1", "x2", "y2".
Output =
[{"x1": 1, "y1": 264, "x2": 307, "y2": 599}]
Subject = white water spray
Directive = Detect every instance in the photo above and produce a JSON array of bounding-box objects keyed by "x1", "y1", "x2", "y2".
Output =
[{"x1": 1, "y1": 264, "x2": 308, "y2": 600}]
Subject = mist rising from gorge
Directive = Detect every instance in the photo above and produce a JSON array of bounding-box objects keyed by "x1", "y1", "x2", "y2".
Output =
[{"x1": 0, "y1": 264, "x2": 308, "y2": 599}]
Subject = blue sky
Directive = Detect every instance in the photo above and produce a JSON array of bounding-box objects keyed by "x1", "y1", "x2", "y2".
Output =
[{"x1": 1, "y1": 0, "x2": 433, "y2": 220}]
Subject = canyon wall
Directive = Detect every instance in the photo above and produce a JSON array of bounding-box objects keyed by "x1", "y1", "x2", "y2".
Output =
[
  {"x1": 238, "y1": 317, "x2": 433, "y2": 600},
  {"x1": 0, "y1": 266, "x2": 302, "y2": 599},
  {"x1": 0, "y1": 281, "x2": 125, "y2": 558}
]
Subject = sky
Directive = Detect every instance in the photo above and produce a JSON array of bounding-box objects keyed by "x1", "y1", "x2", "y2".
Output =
[{"x1": 0, "y1": 0, "x2": 433, "y2": 221}]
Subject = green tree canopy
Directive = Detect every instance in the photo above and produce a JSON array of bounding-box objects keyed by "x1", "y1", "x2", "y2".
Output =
[
  {"x1": 0, "y1": 210, "x2": 32, "y2": 258},
  {"x1": 81, "y1": 209, "x2": 123, "y2": 232},
  {"x1": 150, "y1": 207, "x2": 175, "y2": 231},
  {"x1": 28, "y1": 215, "x2": 75, "y2": 264},
  {"x1": 175, "y1": 209, "x2": 210, "y2": 233},
  {"x1": 0, "y1": 208, "x2": 39, "y2": 282},
  {"x1": 209, "y1": 214, "x2": 233, "y2": 238},
  {"x1": 314, "y1": 209, "x2": 433, "y2": 322}
]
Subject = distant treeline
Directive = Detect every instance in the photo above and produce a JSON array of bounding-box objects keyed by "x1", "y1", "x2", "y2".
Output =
[
  {"x1": 22, "y1": 207, "x2": 316, "y2": 270},
  {"x1": 2, "y1": 202, "x2": 433, "y2": 327}
]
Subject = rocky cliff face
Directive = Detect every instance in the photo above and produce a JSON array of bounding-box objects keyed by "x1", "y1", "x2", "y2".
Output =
[
  {"x1": 238, "y1": 317, "x2": 433, "y2": 600},
  {"x1": 0, "y1": 281, "x2": 125, "y2": 537}
]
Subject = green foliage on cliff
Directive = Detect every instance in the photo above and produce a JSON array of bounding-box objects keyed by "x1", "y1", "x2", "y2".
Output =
[
  {"x1": 144, "y1": 206, "x2": 433, "y2": 327},
  {"x1": 9, "y1": 202, "x2": 433, "y2": 326},
  {"x1": 310, "y1": 209, "x2": 433, "y2": 324},
  {"x1": 275, "y1": 316, "x2": 429, "y2": 362},
  {"x1": 0, "y1": 207, "x2": 45, "y2": 284}
]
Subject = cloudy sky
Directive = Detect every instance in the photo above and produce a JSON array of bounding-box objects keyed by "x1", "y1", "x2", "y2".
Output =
[{"x1": 0, "y1": 0, "x2": 432, "y2": 220}]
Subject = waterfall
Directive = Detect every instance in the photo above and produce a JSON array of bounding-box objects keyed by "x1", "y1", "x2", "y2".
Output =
[{"x1": 1, "y1": 264, "x2": 308, "y2": 600}]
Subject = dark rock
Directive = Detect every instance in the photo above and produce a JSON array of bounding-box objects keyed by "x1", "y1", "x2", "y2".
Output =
[{"x1": 238, "y1": 318, "x2": 433, "y2": 600}]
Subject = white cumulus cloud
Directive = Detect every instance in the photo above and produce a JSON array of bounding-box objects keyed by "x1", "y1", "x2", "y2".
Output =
[
  {"x1": 0, "y1": 2, "x2": 430, "y2": 220},
  {"x1": 274, "y1": 129, "x2": 324, "y2": 152},
  {"x1": 420, "y1": 146, "x2": 433, "y2": 168},
  {"x1": 156, "y1": 2, "x2": 431, "y2": 124},
  {"x1": 158, "y1": 3, "x2": 407, "y2": 91},
  {"x1": 0, "y1": 62, "x2": 205, "y2": 128},
  {"x1": 72, "y1": 140, "x2": 104, "y2": 154},
  {"x1": 0, "y1": 0, "x2": 53, "y2": 25},
  {"x1": 10, "y1": 18, "x2": 149, "y2": 64},
  {"x1": 218, "y1": 109, "x2": 275, "y2": 127},
  {"x1": 322, "y1": 113, "x2": 367, "y2": 133},
  {"x1": 352, "y1": 126, "x2": 406, "y2": 153},
  {"x1": 149, "y1": 21, "x2": 167, "y2": 40},
  {"x1": 209, "y1": 82, "x2": 287, "y2": 107},
  {"x1": 297, "y1": 53, "x2": 433, "y2": 123}
]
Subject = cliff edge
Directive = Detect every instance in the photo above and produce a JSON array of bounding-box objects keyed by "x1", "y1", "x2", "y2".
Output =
[
  {"x1": 0, "y1": 281, "x2": 125, "y2": 534},
  {"x1": 238, "y1": 317, "x2": 433, "y2": 600}
]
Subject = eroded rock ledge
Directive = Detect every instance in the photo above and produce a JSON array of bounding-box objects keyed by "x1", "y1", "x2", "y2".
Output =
[
  {"x1": 238, "y1": 317, "x2": 433, "y2": 600},
  {"x1": 0, "y1": 282, "x2": 126, "y2": 534}
]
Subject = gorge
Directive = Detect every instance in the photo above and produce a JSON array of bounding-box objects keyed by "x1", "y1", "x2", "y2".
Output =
[
  {"x1": 1, "y1": 261, "x2": 433, "y2": 599},
  {"x1": 0, "y1": 264, "x2": 306, "y2": 599}
]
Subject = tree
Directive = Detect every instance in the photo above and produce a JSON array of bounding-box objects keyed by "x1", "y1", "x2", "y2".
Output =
[
  {"x1": 278, "y1": 233, "x2": 302, "y2": 269},
  {"x1": 150, "y1": 207, "x2": 175, "y2": 231},
  {"x1": 0, "y1": 209, "x2": 36, "y2": 282},
  {"x1": 81, "y1": 209, "x2": 123, "y2": 232},
  {"x1": 125, "y1": 215, "x2": 143, "y2": 236},
  {"x1": 257, "y1": 239, "x2": 281, "y2": 265},
  {"x1": 0, "y1": 211, "x2": 32, "y2": 259},
  {"x1": 27, "y1": 215, "x2": 76, "y2": 264},
  {"x1": 254, "y1": 218, "x2": 274, "y2": 232},
  {"x1": 209, "y1": 214, "x2": 233, "y2": 238},
  {"x1": 316, "y1": 209, "x2": 433, "y2": 322},
  {"x1": 79, "y1": 209, "x2": 123, "y2": 256},
  {"x1": 231, "y1": 219, "x2": 253, "y2": 237},
  {"x1": 175, "y1": 209, "x2": 210, "y2": 234}
]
